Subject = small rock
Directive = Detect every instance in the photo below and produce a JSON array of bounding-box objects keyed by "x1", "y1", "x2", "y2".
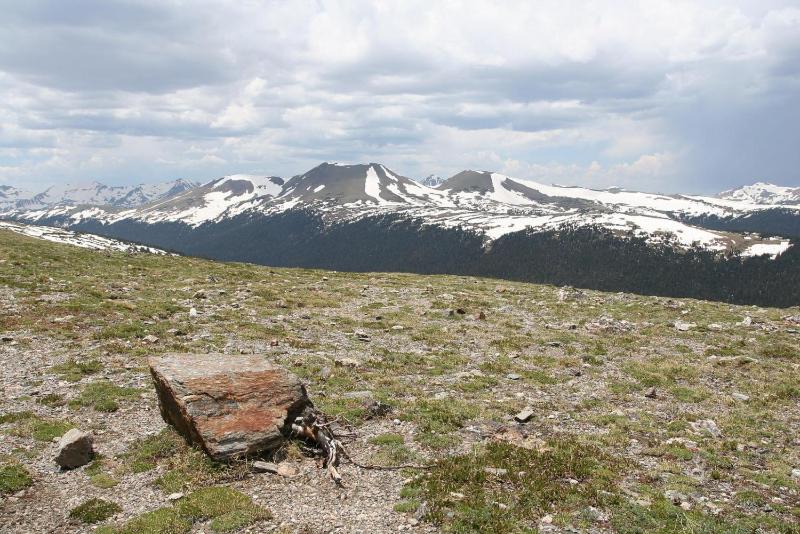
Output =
[
  {"x1": 277, "y1": 463, "x2": 297, "y2": 477},
  {"x1": 741, "y1": 316, "x2": 753, "y2": 326},
  {"x1": 484, "y1": 467, "x2": 508, "y2": 476},
  {"x1": 334, "y1": 357, "x2": 360, "y2": 368},
  {"x1": 276, "y1": 299, "x2": 288, "y2": 309},
  {"x1": 674, "y1": 321, "x2": 696, "y2": 331},
  {"x1": 545, "y1": 341, "x2": 562, "y2": 347},
  {"x1": 142, "y1": 334, "x2": 159, "y2": 344},
  {"x1": 270, "y1": 338, "x2": 279, "y2": 347},
  {"x1": 731, "y1": 392, "x2": 750, "y2": 401},
  {"x1": 320, "y1": 366, "x2": 332, "y2": 379},
  {"x1": 506, "y1": 373, "x2": 521, "y2": 380},
  {"x1": 514, "y1": 407, "x2": 534, "y2": 423},
  {"x1": 690, "y1": 419, "x2": 721, "y2": 438},
  {"x1": 322, "y1": 276, "x2": 329, "y2": 281},
  {"x1": 167, "y1": 492, "x2": 184, "y2": 501},
  {"x1": 193, "y1": 290, "x2": 207, "y2": 299},
  {"x1": 55, "y1": 429, "x2": 94, "y2": 469},
  {"x1": 477, "y1": 311, "x2": 486, "y2": 320},
  {"x1": 456, "y1": 308, "x2": 466, "y2": 315},
  {"x1": 355, "y1": 332, "x2": 371, "y2": 342},
  {"x1": 189, "y1": 307, "x2": 198, "y2": 318},
  {"x1": 1, "y1": 335, "x2": 13, "y2": 342},
  {"x1": 252, "y1": 461, "x2": 279, "y2": 474},
  {"x1": 644, "y1": 387, "x2": 657, "y2": 399},
  {"x1": 790, "y1": 468, "x2": 800, "y2": 480},
  {"x1": 391, "y1": 325, "x2": 404, "y2": 331}
]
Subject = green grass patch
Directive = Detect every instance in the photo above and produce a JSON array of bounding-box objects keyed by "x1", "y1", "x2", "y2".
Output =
[
  {"x1": 407, "y1": 438, "x2": 622, "y2": 532},
  {"x1": 51, "y1": 358, "x2": 103, "y2": 382},
  {"x1": 123, "y1": 429, "x2": 182, "y2": 473},
  {"x1": 70, "y1": 380, "x2": 141, "y2": 412},
  {"x1": 3, "y1": 411, "x2": 74, "y2": 441},
  {"x1": 69, "y1": 498, "x2": 122, "y2": 524},
  {"x1": 0, "y1": 462, "x2": 33, "y2": 493}
]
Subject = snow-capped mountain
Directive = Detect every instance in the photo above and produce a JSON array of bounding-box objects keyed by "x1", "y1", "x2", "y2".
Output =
[
  {"x1": 3, "y1": 178, "x2": 199, "y2": 210},
  {"x1": 718, "y1": 182, "x2": 800, "y2": 205},
  {"x1": 3, "y1": 163, "x2": 798, "y2": 260},
  {"x1": 0, "y1": 185, "x2": 33, "y2": 211}
]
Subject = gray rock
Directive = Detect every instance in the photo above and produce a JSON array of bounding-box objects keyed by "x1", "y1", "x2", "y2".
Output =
[
  {"x1": 514, "y1": 407, "x2": 534, "y2": 423},
  {"x1": 690, "y1": 419, "x2": 721, "y2": 438},
  {"x1": 55, "y1": 428, "x2": 93, "y2": 469},
  {"x1": 731, "y1": 392, "x2": 750, "y2": 401},
  {"x1": 506, "y1": 373, "x2": 521, "y2": 380},
  {"x1": 644, "y1": 387, "x2": 657, "y2": 399},
  {"x1": 252, "y1": 461, "x2": 279, "y2": 474}
]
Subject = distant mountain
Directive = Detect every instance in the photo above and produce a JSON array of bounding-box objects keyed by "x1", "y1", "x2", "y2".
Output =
[
  {"x1": 2, "y1": 178, "x2": 199, "y2": 210},
  {"x1": 4, "y1": 164, "x2": 799, "y2": 305},
  {"x1": 718, "y1": 182, "x2": 800, "y2": 206},
  {"x1": 0, "y1": 185, "x2": 33, "y2": 210}
]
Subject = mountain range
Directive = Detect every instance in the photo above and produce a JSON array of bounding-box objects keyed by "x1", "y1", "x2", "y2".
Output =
[{"x1": 2, "y1": 163, "x2": 799, "y2": 305}]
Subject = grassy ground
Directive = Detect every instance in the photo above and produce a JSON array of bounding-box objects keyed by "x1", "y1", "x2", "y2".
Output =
[{"x1": 0, "y1": 228, "x2": 798, "y2": 533}]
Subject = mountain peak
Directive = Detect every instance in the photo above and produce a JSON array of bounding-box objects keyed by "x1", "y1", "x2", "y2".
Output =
[{"x1": 719, "y1": 182, "x2": 800, "y2": 205}]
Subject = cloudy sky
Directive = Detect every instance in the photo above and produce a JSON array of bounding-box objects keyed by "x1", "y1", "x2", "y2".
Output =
[{"x1": 1, "y1": 0, "x2": 799, "y2": 194}]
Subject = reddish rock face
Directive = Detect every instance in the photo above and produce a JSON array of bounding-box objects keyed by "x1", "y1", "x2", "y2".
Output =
[{"x1": 149, "y1": 353, "x2": 311, "y2": 461}]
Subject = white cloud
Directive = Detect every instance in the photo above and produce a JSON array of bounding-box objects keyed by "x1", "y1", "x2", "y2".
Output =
[{"x1": 0, "y1": 0, "x2": 797, "y2": 193}]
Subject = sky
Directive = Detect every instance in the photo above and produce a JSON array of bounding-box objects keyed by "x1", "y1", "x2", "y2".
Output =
[{"x1": 0, "y1": 0, "x2": 799, "y2": 195}]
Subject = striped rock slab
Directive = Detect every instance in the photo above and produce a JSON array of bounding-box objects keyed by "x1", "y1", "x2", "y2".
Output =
[{"x1": 149, "y1": 353, "x2": 311, "y2": 460}]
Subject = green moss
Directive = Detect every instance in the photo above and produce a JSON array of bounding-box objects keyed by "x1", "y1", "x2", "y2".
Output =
[
  {"x1": 37, "y1": 393, "x2": 66, "y2": 407},
  {"x1": 0, "y1": 463, "x2": 33, "y2": 493},
  {"x1": 91, "y1": 473, "x2": 120, "y2": 489},
  {"x1": 116, "y1": 507, "x2": 191, "y2": 534},
  {"x1": 51, "y1": 358, "x2": 103, "y2": 382},
  {"x1": 70, "y1": 380, "x2": 141, "y2": 412},
  {"x1": 4, "y1": 412, "x2": 73, "y2": 441},
  {"x1": 69, "y1": 498, "x2": 122, "y2": 524}
]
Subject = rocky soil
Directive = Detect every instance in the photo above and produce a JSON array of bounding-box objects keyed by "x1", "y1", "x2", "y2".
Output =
[{"x1": 1, "y1": 229, "x2": 798, "y2": 533}]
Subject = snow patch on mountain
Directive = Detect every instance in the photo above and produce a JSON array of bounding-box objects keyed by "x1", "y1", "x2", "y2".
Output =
[
  {"x1": 718, "y1": 182, "x2": 800, "y2": 205},
  {"x1": 0, "y1": 220, "x2": 170, "y2": 254}
]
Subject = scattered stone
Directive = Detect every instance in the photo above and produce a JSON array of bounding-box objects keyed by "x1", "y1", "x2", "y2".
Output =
[
  {"x1": 276, "y1": 299, "x2": 288, "y2": 309},
  {"x1": 189, "y1": 307, "x2": 198, "y2": 318},
  {"x1": 252, "y1": 461, "x2": 279, "y2": 474},
  {"x1": 391, "y1": 325, "x2": 404, "y2": 331},
  {"x1": 193, "y1": 290, "x2": 207, "y2": 299},
  {"x1": 514, "y1": 407, "x2": 534, "y2": 423},
  {"x1": 142, "y1": 334, "x2": 159, "y2": 344},
  {"x1": 783, "y1": 315, "x2": 800, "y2": 325},
  {"x1": 355, "y1": 332, "x2": 371, "y2": 342},
  {"x1": 791, "y1": 468, "x2": 800, "y2": 480},
  {"x1": 477, "y1": 311, "x2": 486, "y2": 320},
  {"x1": 322, "y1": 276, "x2": 329, "y2": 281},
  {"x1": 277, "y1": 463, "x2": 297, "y2": 477},
  {"x1": 55, "y1": 428, "x2": 94, "y2": 469},
  {"x1": 167, "y1": 492, "x2": 184, "y2": 501},
  {"x1": 741, "y1": 316, "x2": 753, "y2": 326},
  {"x1": 731, "y1": 392, "x2": 750, "y2": 401},
  {"x1": 270, "y1": 338, "x2": 279, "y2": 347},
  {"x1": 506, "y1": 373, "x2": 521, "y2": 380},
  {"x1": 2, "y1": 335, "x2": 14, "y2": 342},
  {"x1": 690, "y1": 419, "x2": 722, "y2": 438},
  {"x1": 335, "y1": 357, "x2": 360, "y2": 368},
  {"x1": 674, "y1": 320, "x2": 696, "y2": 331},
  {"x1": 149, "y1": 353, "x2": 311, "y2": 460},
  {"x1": 455, "y1": 308, "x2": 466, "y2": 315},
  {"x1": 644, "y1": 387, "x2": 657, "y2": 399},
  {"x1": 585, "y1": 316, "x2": 635, "y2": 333},
  {"x1": 484, "y1": 467, "x2": 508, "y2": 476}
]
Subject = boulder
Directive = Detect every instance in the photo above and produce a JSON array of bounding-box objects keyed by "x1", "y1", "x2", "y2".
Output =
[
  {"x1": 55, "y1": 428, "x2": 94, "y2": 469},
  {"x1": 149, "y1": 353, "x2": 311, "y2": 461}
]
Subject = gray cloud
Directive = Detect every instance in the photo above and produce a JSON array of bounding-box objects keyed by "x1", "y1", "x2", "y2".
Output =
[{"x1": 0, "y1": 0, "x2": 798, "y2": 194}]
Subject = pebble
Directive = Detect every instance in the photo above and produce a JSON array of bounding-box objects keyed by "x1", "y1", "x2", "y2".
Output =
[
  {"x1": 731, "y1": 392, "x2": 750, "y2": 401},
  {"x1": 514, "y1": 407, "x2": 534, "y2": 423},
  {"x1": 506, "y1": 373, "x2": 521, "y2": 380}
]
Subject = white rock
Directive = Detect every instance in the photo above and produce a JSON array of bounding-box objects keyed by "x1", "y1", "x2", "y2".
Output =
[
  {"x1": 731, "y1": 392, "x2": 750, "y2": 401},
  {"x1": 189, "y1": 307, "x2": 198, "y2": 318}
]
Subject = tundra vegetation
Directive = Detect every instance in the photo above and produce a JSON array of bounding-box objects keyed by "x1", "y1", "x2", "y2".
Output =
[{"x1": 0, "y1": 229, "x2": 798, "y2": 533}]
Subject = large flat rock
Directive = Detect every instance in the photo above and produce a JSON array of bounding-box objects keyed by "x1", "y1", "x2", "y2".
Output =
[{"x1": 149, "y1": 353, "x2": 311, "y2": 461}]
